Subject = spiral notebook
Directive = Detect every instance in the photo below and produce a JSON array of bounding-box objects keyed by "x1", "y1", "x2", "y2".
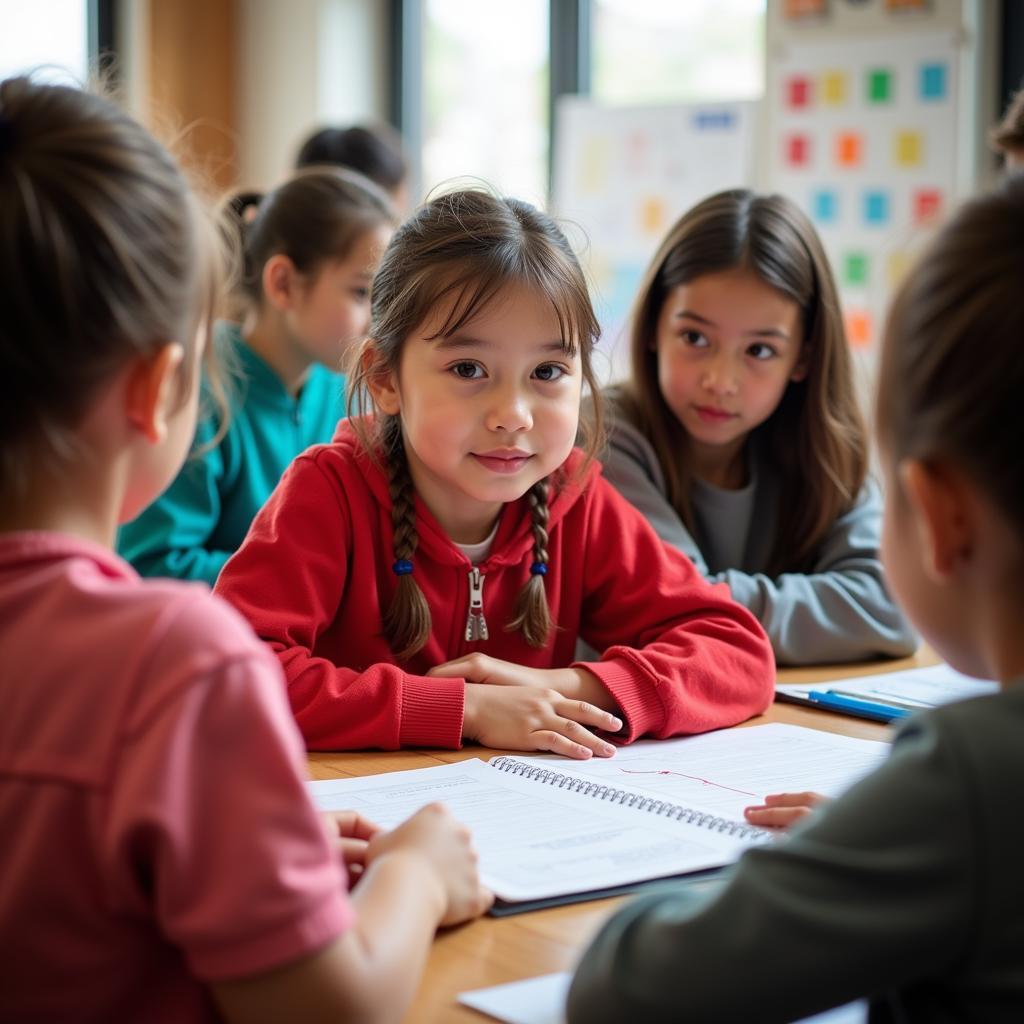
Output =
[{"x1": 309, "y1": 724, "x2": 887, "y2": 913}]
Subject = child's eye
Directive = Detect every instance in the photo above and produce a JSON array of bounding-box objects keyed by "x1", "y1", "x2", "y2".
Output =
[
  {"x1": 747, "y1": 343, "x2": 777, "y2": 361},
  {"x1": 450, "y1": 361, "x2": 485, "y2": 380},
  {"x1": 533, "y1": 363, "x2": 567, "y2": 382},
  {"x1": 351, "y1": 287, "x2": 370, "y2": 301},
  {"x1": 681, "y1": 330, "x2": 709, "y2": 348}
]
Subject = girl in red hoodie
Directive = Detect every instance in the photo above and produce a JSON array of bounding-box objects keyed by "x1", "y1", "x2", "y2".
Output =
[{"x1": 215, "y1": 189, "x2": 774, "y2": 756}]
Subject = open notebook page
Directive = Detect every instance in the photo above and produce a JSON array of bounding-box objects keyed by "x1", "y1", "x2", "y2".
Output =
[
  {"x1": 309, "y1": 758, "x2": 754, "y2": 904},
  {"x1": 501, "y1": 723, "x2": 888, "y2": 822}
]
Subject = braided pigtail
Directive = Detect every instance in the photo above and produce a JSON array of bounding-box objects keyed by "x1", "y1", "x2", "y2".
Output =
[
  {"x1": 507, "y1": 479, "x2": 553, "y2": 648},
  {"x1": 381, "y1": 422, "x2": 432, "y2": 660}
]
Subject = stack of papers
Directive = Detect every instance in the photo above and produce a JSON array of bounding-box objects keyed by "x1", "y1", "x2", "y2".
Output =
[{"x1": 776, "y1": 662, "x2": 998, "y2": 723}]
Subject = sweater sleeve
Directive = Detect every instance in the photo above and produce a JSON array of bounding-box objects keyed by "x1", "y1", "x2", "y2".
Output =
[
  {"x1": 718, "y1": 480, "x2": 918, "y2": 665},
  {"x1": 214, "y1": 454, "x2": 465, "y2": 751},
  {"x1": 599, "y1": 415, "x2": 710, "y2": 573},
  {"x1": 117, "y1": 419, "x2": 232, "y2": 585},
  {"x1": 574, "y1": 476, "x2": 774, "y2": 742},
  {"x1": 567, "y1": 713, "x2": 974, "y2": 1024}
]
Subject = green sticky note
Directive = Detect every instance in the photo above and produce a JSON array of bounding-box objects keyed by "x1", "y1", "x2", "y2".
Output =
[
  {"x1": 867, "y1": 69, "x2": 892, "y2": 103},
  {"x1": 845, "y1": 252, "x2": 868, "y2": 285}
]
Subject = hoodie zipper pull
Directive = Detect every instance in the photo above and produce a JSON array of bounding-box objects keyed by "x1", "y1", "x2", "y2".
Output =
[{"x1": 464, "y1": 567, "x2": 489, "y2": 642}]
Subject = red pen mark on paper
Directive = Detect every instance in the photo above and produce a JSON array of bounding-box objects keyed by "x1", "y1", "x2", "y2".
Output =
[{"x1": 619, "y1": 770, "x2": 758, "y2": 798}]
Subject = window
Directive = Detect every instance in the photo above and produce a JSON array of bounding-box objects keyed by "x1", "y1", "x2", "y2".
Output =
[
  {"x1": 420, "y1": 0, "x2": 550, "y2": 205},
  {"x1": 0, "y1": 0, "x2": 92, "y2": 85},
  {"x1": 591, "y1": 0, "x2": 765, "y2": 105}
]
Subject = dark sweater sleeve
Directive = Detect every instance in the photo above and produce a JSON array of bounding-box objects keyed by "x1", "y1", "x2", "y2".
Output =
[{"x1": 568, "y1": 713, "x2": 975, "y2": 1024}]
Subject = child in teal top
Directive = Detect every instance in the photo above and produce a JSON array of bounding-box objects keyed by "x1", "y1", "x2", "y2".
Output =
[{"x1": 119, "y1": 168, "x2": 395, "y2": 582}]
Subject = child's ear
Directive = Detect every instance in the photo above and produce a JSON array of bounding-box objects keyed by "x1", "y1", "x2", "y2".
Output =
[
  {"x1": 899, "y1": 458, "x2": 973, "y2": 581},
  {"x1": 125, "y1": 343, "x2": 185, "y2": 444},
  {"x1": 363, "y1": 341, "x2": 402, "y2": 415},
  {"x1": 790, "y1": 344, "x2": 810, "y2": 382},
  {"x1": 262, "y1": 254, "x2": 300, "y2": 312}
]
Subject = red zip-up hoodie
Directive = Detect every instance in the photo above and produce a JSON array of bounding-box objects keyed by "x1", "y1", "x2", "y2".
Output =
[{"x1": 215, "y1": 422, "x2": 773, "y2": 750}]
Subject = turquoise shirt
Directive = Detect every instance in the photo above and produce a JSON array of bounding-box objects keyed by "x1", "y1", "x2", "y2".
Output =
[{"x1": 118, "y1": 322, "x2": 346, "y2": 584}]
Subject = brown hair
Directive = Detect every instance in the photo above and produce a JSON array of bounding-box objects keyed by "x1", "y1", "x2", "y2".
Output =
[
  {"x1": 616, "y1": 188, "x2": 866, "y2": 575},
  {"x1": 0, "y1": 76, "x2": 225, "y2": 504},
  {"x1": 235, "y1": 167, "x2": 395, "y2": 309},
  {"x1": 877, "y1": 173, "x2": 1024, "y2": 546},
  {"x1": 347, "y1": 187, "x2": 603, "y2": 660},
  {"x1": 991, "y1": 90, "x2": 1024, "y2": 154},
  {"x1": 295, "y1": 123, "x2": 408, "y2": 195}
]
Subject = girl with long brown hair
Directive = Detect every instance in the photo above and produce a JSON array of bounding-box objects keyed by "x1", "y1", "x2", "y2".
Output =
[
  {"x1": 569, "y1": 171, "x2": 1024, "y2": 1024},
  {"x1": 215, "y1": 187, "x2": 774, "y2": 756},
  {"x1": 119, "y1": 167, "x2": 395, "y2": 584},
  {"x1": 599, "y1": 188, "x2": 915, "y2": 663}
]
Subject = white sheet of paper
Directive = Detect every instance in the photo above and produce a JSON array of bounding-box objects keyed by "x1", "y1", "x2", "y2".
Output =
[
  {"x1": 778, "y1": 663, "x2": 998, "y2": 711},
  {"x1": 502, "y1": 723, "x2": 888, "y2": 822},
  {"x1": 456, "y1": 972, "x2": 867, "y2": 1024}
]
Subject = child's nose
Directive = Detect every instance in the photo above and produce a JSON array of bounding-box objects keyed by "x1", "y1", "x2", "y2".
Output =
[
  {"x1": 700, "y1": 354, "x2": 739, "y2": 396},
  {"x1": 485, "y1": 387, "x2": 533, "y2": 433}
]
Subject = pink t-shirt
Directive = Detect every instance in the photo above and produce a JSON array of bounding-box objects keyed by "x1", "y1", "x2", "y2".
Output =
[{"x1": 0, "y1": 532, "x2": 353, "y2": 1022}]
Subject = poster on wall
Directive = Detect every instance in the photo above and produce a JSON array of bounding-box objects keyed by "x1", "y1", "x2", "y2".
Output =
[
  {"x1": 769, "y1": 30, "x2": 958, "y2": 354},
  {"x1": 553, "y1": 97, "x2": 757, "y2": 382}
]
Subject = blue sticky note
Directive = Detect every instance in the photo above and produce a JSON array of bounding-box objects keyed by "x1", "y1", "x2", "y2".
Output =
[
  {"x1": 864, "y1": 190, "x2": 889, "y2": 225},
  {"x1": 693, "y1": 110, "x2": 736, "y2": 131},
  {"x1": 812, "y1": 189, "x2": 838, "y2": 224},
  {"x1": 920, "y1": 62, "x2": 947, "y2": 101}
]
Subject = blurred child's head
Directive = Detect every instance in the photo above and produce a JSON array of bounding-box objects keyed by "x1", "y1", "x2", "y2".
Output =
[
  {"x1": 624, "y1": 189, "x2": 865, "y2": 574},
  {"x1": 990, "y1": 90, "x2": 1024, "y2": 172},
  {"x1": 0, "y1": 76, "x2": 223, "y2": 519},
  {"x1": 295, "y1": 123, "x2": 409, "y2": 210},
  {"x1": 348, "y1": 187, "x2": 602, "y2": 658},
  {"x1": 237, "y1": 168, "x2": 395, "y2": 373},
  {"x1": 876, "y1": 174, "x2": 1024, "y2": 678}
]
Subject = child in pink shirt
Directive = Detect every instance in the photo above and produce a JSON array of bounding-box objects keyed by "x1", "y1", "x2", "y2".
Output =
[{"x1": 0, "y1": 76, "x2": 489, "y2": 1024}]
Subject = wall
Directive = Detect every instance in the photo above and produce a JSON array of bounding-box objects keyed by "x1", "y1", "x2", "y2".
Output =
[{"x1": 236, "y1": 0, "x2": 391, "y2": 189}]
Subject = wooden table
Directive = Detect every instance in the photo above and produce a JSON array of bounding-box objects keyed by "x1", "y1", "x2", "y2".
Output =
[{"x1": 307, "y1": 648, "x2": 936, "y2": 1023}]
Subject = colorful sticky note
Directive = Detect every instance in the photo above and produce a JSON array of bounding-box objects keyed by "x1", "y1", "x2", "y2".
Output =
[
  {"x1": 845, "y1": 311, "x2": 873, "y2": 349},
  {"x1": 887, "y1": 251, "x2": 913, "y2": 288},
  {"x1": 693, "y1": 110, "x2": 736, "y2": 130},
  {"x1": 867, "y1": 69, "x2": 893, "y2": 104},
  {"x1": 913, "y1": 189, "x2": 943, "y2": 224},
  {"x1": 639, "y1": 196, "x2": 668, "y2": 236},
  {"x1": 787, "y1": 76, "x2": 812, "y2": 109},
  {"x1": 844, "y1": 252, "x2": 869, "y2": 286},
  {"x1": 812, "y1": 189, "x2": 838, "y2": 224},
  {"x1": 836, "y1": 133, "x2": 863, "y2": 167},
  {"x1": 821, "y1": 71, "x2": 847, "y2": 106},
  {"x1": 786, "y1": 134, "x2": 811, "y2": 167},
  {"x1": 581, "y1": 137, "x2": 610, "y2": 194},
  {"x1": 895, "y1": 131, "x2": 923, "y2": 167},
  {"x1": 864, "y1": 191, "x2": 890, "y2": 225},
  {"x1": 920, "y1": 63, "x2": 947, "y2": 101}
]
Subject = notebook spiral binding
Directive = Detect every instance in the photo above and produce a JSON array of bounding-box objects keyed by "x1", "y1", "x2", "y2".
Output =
[{"x1": 491, "y1": 756, "x2": 771, "y2": 842}]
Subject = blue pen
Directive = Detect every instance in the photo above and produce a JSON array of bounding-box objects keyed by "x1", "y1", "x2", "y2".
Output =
[{"x1": 807, "y1": 690, "x2": 910, "y2": 722}]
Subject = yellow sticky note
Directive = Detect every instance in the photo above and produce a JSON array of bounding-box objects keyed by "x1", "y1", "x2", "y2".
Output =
[
  {"x1": 822, "y1": 71, "x2": 847, "y2": 106},
  {"x1": 895, "y1": 131, "x2": 922, "y2": 167},
  {"x1": 581, "y1": 137, "x2": 610, "y2": 194},
  {"x1": 640, "y1": 196, "x2": 668, "y2": 237},
  {"x1": 887, "y1": 251, "x2": 912, "y2": 287}
]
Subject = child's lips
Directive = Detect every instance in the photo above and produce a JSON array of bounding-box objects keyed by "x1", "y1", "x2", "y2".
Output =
[
  {"x1": 472, "y1": 450, "x2": 534, "y2": 474},
  {"x1": 694, "y1": 405, "x2": 737, "y2": 423}
]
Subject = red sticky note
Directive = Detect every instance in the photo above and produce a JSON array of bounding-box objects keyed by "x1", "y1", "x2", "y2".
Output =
[
  {"x1": 914, "y1": 189, "x2": 943, "y2": 223},
  {"x1": 787, "y1": 76, "x2": 812, "y2": 109},
  {"x1": 846, "y1": 311, "x2": 873, "y2": 349},
  {"x1": 786, "y1": 134, "x2": 810, "y2": 166}
]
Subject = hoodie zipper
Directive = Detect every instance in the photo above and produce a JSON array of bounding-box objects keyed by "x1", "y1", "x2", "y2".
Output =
[{"x1": 464, "y1": 567, "x2": 489, "y2": 642}]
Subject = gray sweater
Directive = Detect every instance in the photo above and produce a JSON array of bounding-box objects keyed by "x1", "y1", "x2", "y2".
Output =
[
  {"x1": 568, "y1": 684, "x2": 1024, "y2": 1023},
  {"x1": 598, "y1": 408, "x2": 916, "y2": 664}
]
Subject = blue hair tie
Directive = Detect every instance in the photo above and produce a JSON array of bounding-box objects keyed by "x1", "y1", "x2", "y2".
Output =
[
  {"x1": 530, "y1": 561, "x2": 548, "y2": 576},
  {"x1": 392, "y1": 559, "x2": 414, "y2": 576}
]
